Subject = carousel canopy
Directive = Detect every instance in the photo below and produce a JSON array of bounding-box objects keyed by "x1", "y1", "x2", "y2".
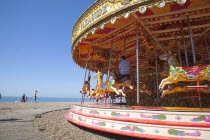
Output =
[{"x1": 71, "y1": 0, "x2": 210, "y2": 74}]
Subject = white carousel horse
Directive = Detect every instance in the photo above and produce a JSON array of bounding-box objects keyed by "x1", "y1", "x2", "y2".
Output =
[
  {"x1": 159, "y1": 53, "x2": 210, "y2": 97},
  {"x1": 89, "y1": 71, "x2": 126, "y2": 99}
]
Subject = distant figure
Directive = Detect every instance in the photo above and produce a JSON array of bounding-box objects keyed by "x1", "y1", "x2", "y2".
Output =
[
  {"x1": 21, "y1": 93, "x2": 26, "y2": 102},
  {"x1": 32, "y1": 90, "x2": 38, "y2": 103},
  {"x1": 26, "y1": 97, "x2": 28, "y2": 102},
  {"x1": 0, "y1": 93, "x2": 1, "y2": 99}
]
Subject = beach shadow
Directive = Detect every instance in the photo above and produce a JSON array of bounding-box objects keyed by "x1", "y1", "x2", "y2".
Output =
[
  {"x1": 70, "y1": 122, "x2": 151, "y2": 140},
  {"x1": 0, "y1": 118, "x2": 22, "y2": 122}
]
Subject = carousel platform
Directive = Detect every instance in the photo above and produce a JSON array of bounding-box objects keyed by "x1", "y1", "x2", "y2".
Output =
[{"x1": 65, "y1": 103, "x2": 210, "y2": 140}]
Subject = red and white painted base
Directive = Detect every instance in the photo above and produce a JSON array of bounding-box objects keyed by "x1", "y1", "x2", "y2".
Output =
[{"x1": 65, "y1": 104, "x2": 210, "y2": 140}]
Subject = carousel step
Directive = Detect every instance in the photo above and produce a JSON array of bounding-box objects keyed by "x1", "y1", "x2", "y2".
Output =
[
  {"x1": 66, "y1": 111, "x2": 210, "y2": 140},
  {"x1": 71, "y1": 104, "x2": 210, "y2": 128}
]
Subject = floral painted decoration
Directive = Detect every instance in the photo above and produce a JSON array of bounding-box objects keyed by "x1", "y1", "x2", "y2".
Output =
[
  {"x1": 140, "y1": 113, "x2": 166, "y2": 120},
  {"x1": 168, "y1": 129, "x2": 201, "y2": 137},
  {"x1": 192, "y1": 116, "x2": 210, "y2": 122},
  {"x1": 89, "y1": 110, "x2": 100, "y2": 115},
  {"x1": 78, "y1": 117, "x2": 86, "y2": 122},
  {"x1": 92, "y1": 121, "x2": 106, "y2": 126},
  {"x1": 111, "y1": 112, "x2": 130, "y2": 117},
  {"x1": 121, "y1": 126, "x2": 144, "y2": 133}
]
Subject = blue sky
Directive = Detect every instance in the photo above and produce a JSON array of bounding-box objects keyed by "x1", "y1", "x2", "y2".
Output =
[{"x1": 0, "y1": 0, "x2": 96, "y2": 98}]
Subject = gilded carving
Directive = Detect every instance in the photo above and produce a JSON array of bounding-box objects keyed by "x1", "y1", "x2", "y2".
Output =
[{"x1": 107, "y1": 0, "x2": 132, "y2": 5}]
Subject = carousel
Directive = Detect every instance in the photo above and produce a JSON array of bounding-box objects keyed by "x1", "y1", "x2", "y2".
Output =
[{"x1": 66, "y1": 0, "x2": 210, "y2": 139}]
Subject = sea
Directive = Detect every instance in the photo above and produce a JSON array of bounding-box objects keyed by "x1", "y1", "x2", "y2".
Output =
[{"x1": 0, "y1": 96, "x2": 91, "y2": 103}]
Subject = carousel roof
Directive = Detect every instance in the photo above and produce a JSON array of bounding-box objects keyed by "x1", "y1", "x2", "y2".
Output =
[{"x1": 71, "y1": 0, "x2": 210, "y2": 74}]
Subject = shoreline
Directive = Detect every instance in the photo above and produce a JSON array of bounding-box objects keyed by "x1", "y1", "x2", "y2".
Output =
[{"x1": 0, "y1": 102, "x2": 78, "y2": 114}]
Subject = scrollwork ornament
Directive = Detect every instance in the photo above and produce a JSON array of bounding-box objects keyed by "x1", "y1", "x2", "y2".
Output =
[{"x1": 107, "y1": 0, "x2": 132, "y2": 5}]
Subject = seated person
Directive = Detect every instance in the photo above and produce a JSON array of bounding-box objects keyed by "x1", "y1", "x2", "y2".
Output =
[{"x1": 116, "y1": 55, "x2": 130, "y2": 82}]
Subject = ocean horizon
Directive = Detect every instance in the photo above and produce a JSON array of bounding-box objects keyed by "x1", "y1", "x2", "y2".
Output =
[{"x1": 0, "y1": 96, "x2": 92, "y2": 103}]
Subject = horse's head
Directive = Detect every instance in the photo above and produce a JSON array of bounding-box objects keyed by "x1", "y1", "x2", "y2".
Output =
[
  {"x1": 94, "y1": 71, "x2": 102, "y2": 79},
  {"x1": 84, "y1": 81, "x2": 89, "y2": 85},
  {"x1": 159, "y1": 54, "x2": 172, "y2": 61}
]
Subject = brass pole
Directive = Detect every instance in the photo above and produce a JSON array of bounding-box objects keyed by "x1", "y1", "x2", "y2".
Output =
[
  {"x1": 187, "y1": 15, "x2": 196, "y2": 65},
  {"x1": 136, "y1": 21, "x2": 140, "y2": 106},
  {"x1": 175, "y1": 36, "x2": 182, "y2": 66},
  {"x1": 107, "y1": 37, "x2": 114, "y2": 81}
]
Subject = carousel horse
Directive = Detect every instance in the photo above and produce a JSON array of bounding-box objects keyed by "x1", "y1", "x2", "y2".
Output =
[
  {"x1": 111, "y1": 70, "x2": 153, "y2": 96},
  {"x1": 161, "y1": 83, "x2": 210, "y2": 98},
  {"x1": 80, "y1": 75, "x2": 91, "y2": 103},
  {"x1": 159, "y1": 53, "x2": 210, "y2": 97},
  {"x1": 140, "y1": 82, "x2": 153, "y2": 96},
  {"x1": 110, "y1": 70, "x2": 135, "y2": 89},
  {"x1": 89, "y1": 71, "x2": 125, "y2": 99},
  {"x1": 80, "y1": 80, "x2": 90, "y2": 103}
]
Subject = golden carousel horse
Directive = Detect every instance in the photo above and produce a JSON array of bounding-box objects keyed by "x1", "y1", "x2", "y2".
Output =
[
  {"x1": 159, "y1": 54, "x2": 210, "y2": 98},
  {"x1": 80, "y1": 75, "x2": 91, "y2": 103},
  {"x1": 80, "y1": 80, "x2": 90, "y2": 103},
  {"x1": 89, "y1": 71, "x2": 125, "y2": 100},
  {"x1": 161, "y1": 82, "x2": 210, "y2": 98}
]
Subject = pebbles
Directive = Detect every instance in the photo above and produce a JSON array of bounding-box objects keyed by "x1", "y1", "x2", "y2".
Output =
[
  {"x1": 0, "y1": 102, "x2": 144, "y2": 140},
  {"x1": 33, "y1": 110, "x2": 144, "y2": 140}
]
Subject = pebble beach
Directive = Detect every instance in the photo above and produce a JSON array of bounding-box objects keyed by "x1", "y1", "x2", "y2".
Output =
[{"x1": 0, "y1": 102, "x2": 142, "y2": 140}]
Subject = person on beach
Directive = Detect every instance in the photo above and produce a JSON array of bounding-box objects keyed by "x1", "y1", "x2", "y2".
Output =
[
  {"x1": 0, "y1": 93, "x2": 1, "y2": 99},
  {"x1": 32, "y1": 90, "x2": 38, "y2": 103},
  {"x1": 26, "y1": 97, "x2": 28, "y2": 102},
  {"x1": 21, "y1": 93, "x2": 26, "y2": 102},
  {"x1": 116, "y1": 55, "x2": 130, "y2": 82}
]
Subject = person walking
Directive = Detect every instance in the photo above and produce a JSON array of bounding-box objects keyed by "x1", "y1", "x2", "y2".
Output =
[
  {"x1": 21, "y1": 93, "x2": 26, "y2": 102},
  {"x1": 32, "y1": 90, "x2": 38, "y2": 103}
]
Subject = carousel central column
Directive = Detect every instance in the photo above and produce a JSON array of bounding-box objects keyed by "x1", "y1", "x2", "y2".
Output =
[{"x1": 136, "y1": 21, "x2": 140, "y2": 106}]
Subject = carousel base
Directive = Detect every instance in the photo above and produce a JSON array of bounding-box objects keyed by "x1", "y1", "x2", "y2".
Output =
[{"x1": 65, "y1": 103, "x2": 210, "y2": 140}]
